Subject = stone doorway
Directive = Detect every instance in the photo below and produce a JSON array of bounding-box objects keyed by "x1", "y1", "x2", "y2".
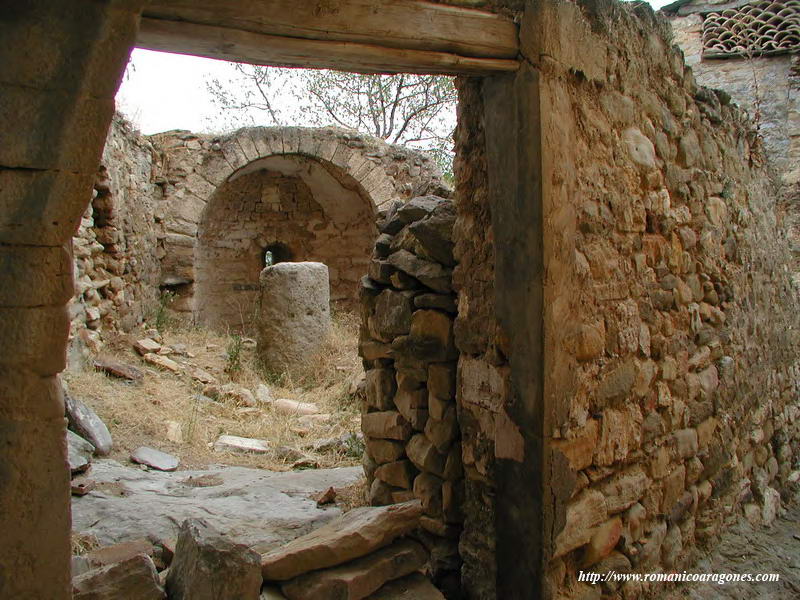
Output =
[{"x1": 0, "y1": 2, "x2": 525, "y2": 598}]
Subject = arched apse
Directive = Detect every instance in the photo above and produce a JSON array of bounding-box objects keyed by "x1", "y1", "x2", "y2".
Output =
[
  {"x1": 194, "y1": 153, "x2": 377, "y2": 332},
  {"x1": 152, "y1": 126, "x2": 450, "y2": 324}
]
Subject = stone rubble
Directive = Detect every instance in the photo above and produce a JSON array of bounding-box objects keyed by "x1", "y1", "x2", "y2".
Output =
[
  {"x1": 93, "y1": 356, "x2": 144, "y2": 381},
  {"x1": 259, "y1": 500, "x2": 436, "y2": 600},
  {"x1": 68, "y1": 430, "x2": 96, "y2": 474},
  {"x1": 165, "y1": 519, "x2": 262, "y2": 600},
  {"x1": 280, "y1": 538, "x2": 427, "y2": 600},
  {"x1": 72, "y1": 554, "x2": 165, "y2": 600},
  {"x1": 130, "y1": 446, "x2": 180, "y2": 472},
  {"x1": 213, "y1": 435, "x2": 271, "y2": 454},
  {"x1": 71, "y1": 479, "x2": 437, "y2": 599},
  {"x1": 64, "y1": 385, "x2": 113, "y2": 456}
]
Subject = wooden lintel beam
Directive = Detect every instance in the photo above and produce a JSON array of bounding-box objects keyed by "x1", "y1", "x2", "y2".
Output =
[
  {"x1": 143, "y1": 0, "x2": 519, "y2": 60},
  {"x1": 136, "y1": 18, "x2": 520, "y2": 76}
]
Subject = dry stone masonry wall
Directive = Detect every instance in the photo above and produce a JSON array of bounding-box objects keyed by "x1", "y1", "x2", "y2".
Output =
[
  {"x1": 443, "y1": 2, "x2": 800, "y2": 599},
  {"x1": 524, "y1": 2, "x2": 800, "y2": 599},
  {"x1": 358, "y1": 195, "x2": 461, "y2": 597},
  {"x1": 668, "y1": 1, "x2": 800, "y2": 186},
  {"x1": 668, "y1": 1, "x2": 800, "y2": 281},
  {"x1": 69, "y1": 115, "x2": 161, "y2": 362}
]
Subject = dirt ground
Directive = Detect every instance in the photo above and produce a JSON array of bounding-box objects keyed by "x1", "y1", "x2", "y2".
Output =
[
  {"x1": 662, "y1": 495, "x2": 800, "y2": 600},
  {"x1": 64, "y1": 311, "x2": 366, "y2": 472}
]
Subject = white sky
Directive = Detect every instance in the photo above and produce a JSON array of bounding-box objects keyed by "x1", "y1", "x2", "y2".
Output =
[{"x1": 116, "y1": 0, "x2": 676, "y2": 135}]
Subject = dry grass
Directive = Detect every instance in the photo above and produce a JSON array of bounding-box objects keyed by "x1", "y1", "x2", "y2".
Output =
[
  {"x1": 335, "y1": 476, "x2": 369, "y2": 513},
  {"x1": 63, "y1": 311, "x2": 366, "y2": 471},
  {"x1": 72, "y1": 532, "x2": 100, "y2": 556}
]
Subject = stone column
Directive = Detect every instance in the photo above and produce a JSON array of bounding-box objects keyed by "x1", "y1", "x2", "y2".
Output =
[
  {"x1": 0, "y1": 1, "x2": 142, "y2": 596},
  {"x1": 256, "y1": 262, "x2": 332, "y2": 374}
]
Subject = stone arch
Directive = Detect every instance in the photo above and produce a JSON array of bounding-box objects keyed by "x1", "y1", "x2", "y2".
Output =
[
  {"x1": 153, "y1": 126, "x2": 449, "y2": 327},
  {"x1": 194, "y1": 151, "x2": 378, "y2": 331}
]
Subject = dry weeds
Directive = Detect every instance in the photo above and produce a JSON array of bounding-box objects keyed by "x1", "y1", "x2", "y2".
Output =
[{"x1": 63, "y1": 311, "x2": 366, "y2": 472}]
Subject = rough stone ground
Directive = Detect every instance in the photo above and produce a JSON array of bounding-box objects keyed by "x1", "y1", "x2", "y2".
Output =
[
  {"x1": 663, "y1": 496, "x2": 800, "y2": 600},
  {"x1": 72, "y1": 459, "x2": 363, "y2": 554}
]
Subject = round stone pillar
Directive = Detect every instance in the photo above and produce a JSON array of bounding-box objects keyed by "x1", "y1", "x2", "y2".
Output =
[{"x1": 256, "y1": 262, "x2": 332, "y2": 374}]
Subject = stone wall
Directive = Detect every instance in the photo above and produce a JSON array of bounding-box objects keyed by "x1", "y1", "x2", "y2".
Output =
[
  {"x1": 667, "y1": 2, "x2": 800, "y2": 279},
  {"x1": 667, "y1": 2, "x2": 800, "y2": 186},
  {"x1": 358, "y1": 196, "x2": 461, "y2": 596},
  {"x1": 150, "y1": 126, "x2": 449, "y2": 331},
  {"x1": 532, "y1": 2, "x2": 800, "y2": 599},
  {"x1": 69, "y1": 114, "x2": 161, "y2": 362},
  {"x1": 440, "y1": 1, "x2": 800, "y2": 599}
]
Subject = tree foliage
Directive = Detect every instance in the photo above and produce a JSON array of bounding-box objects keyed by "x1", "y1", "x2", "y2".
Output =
[{"x1": 206, "y1": 65, "x2": 456, "y2": 176}]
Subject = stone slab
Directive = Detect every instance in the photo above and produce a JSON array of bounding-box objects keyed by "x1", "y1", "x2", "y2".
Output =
[
  {"x1": 261, "y1": 500, "x2": 423, "y2": 580},
  {"x1": 214, "y1": 435, "x2": 270, "y2": 454},
  {"x1": 131, "y1": 447, "x2": 180, "y2": 472},
  {"x1": 281, "y1": 539, "x2": 427, "y2": 600},
  {"x1": 72, "y1": 460, "x2": 362, "y2": 551},
  {"x1": 65, "y1": 387, "x2": 113, "y2": 456},
  {"x1": 72, "y1": 554, "x2": 165, "y2": 600},
  {"x1": 68, "y1": 430, "x2": 95, "y2": 474}
]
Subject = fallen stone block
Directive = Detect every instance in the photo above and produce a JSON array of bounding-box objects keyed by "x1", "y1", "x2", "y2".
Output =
[
  {"x1": 143, "y1": 353, "x2": 181, "y2": 373},
  {"x1": 64, "y1": 387, "x2": 113, "y2": 455},
  {"x1": 273, "y1": 398, "x2": 320, "y2": 416},
  {"x1": 297, "y1": 413, "x2": 332, "y2": 427},
  {"x1": 68, "y1": 430, "x2": 95, "y2": 474},
  {"x1": 166, "y1": 519, "x2": 262, "y2": 600},
  {"x1": 190, "y1": 367, "x2": 216, "y2": 384},
  {"x1": 214, "y1": 435, "x2": 270, "y2": 454},
  {"x1": 134, "y1": 338, "x2": 162, "y2": 356},
  {"x1": 93, "y1": 356, "x2": 144, "y2": 381},
  {"x1": 71, "y1": 476, "x2": 96, "y2": 496},
  {"x1": 72, "y1": 554, "x2": 165, "y2": 600},
  {"x1": 280, "y1": 539, "x2": 427, "y2": 600},
  {"x1": 130, "y1": 447, "x2": 179, "y2": 472},
  {"x1": 256, "y1": 383, "x2": 275, "y2": 404},
  {"x1": 86, "y1": 538, "x2": 154, "y2": 569},
  {"x1": 219, "y1": 383, "x2": 257, "y2": 407},
  {"x1": 261, "y1": 500, "x2": 423, "y2": 580}
]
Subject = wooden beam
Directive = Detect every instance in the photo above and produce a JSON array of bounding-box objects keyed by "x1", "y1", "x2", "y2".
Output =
[
  {"x1": 142, "y1": 0, "x2": 518, "y2": 59},
  {"x1": 136, "y1": 18, "x2": 519, "y2": 76}
]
